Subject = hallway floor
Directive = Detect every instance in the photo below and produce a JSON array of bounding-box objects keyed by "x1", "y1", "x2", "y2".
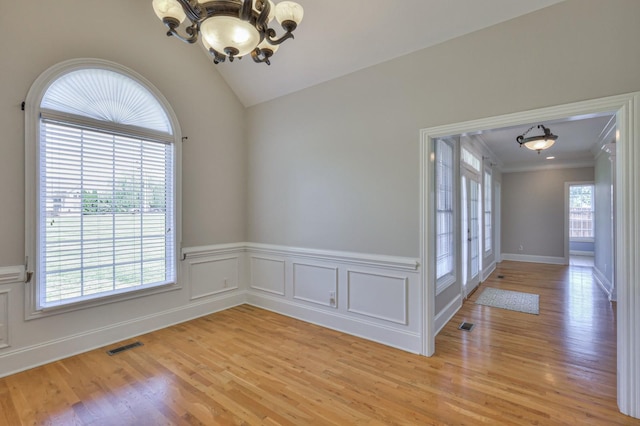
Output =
[
  {"x1": 570, "y1": 254, "x2": 595, "y2": 267},
  {"x1": 439, "y1": 260, "x2": 625, "y2": 424}
]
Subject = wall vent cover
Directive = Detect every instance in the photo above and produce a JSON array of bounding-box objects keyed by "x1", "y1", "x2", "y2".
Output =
[{"x1": 106, "y1": 341, "x2": 143, "y2": 356}]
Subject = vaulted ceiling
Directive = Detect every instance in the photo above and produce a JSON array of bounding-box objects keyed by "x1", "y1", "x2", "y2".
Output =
[
  {"x1": 211, "y1": 0, "x2": 565, "y2": 107},
  {"x1": 185, "y1": 0, "x2": 613, "y2": 171}
]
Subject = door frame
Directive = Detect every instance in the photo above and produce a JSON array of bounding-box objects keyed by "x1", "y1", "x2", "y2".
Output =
[{"x1": 419, "y1": 91, "x2": 640, "y2": 418}]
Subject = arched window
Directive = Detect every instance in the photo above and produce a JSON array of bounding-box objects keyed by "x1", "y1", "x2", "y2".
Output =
[{"x1": 25, "y1": 59, "x2": 181, "y2": 317}]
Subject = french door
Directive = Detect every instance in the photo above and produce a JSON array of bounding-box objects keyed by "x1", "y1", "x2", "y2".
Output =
[{"x1": 461, "y1": 171, "x2": 481, "y2": 297}]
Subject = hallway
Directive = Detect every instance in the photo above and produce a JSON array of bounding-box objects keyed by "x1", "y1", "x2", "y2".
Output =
[{"x1": 438, "y1": 260, "x2": 622, "y2": 424}]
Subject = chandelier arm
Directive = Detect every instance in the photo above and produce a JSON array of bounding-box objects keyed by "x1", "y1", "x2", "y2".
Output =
[
  {"x1": 207, "y1": 47, "x2": 227, "y2": 64},
  {"x1": 251, "y1": 48, "x2": 272, "y2": 66},
  {"x1": 239, "y1": 0, "x2": 252, "y2": 21},
  {"x1": 256, "y1": 2, "x2": 271, "y2": 30},
  {"x1": 175, "y1": 0, "x2": 203, "y2": 23},
  {"x1": 164, "y1": 20, "x2": 200, "y2": 44},
  {"x1": 266, "y1": 28, "x2": 294, "y2": 46}
]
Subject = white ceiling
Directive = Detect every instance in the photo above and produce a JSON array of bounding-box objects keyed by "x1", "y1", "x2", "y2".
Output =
[
  {"x1": 474, "y1": 115, "x2": 615, "y2": 172},
  {"x1": 213, "y1": 0, "x2": 565, "y2": 107}
]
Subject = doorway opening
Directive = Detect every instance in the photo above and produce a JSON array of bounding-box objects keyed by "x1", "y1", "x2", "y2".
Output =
[
  {"x1": 567, "y1": 182, "x2": 596, "y2": 268},
  {"x1": 419, "y1": 91, "x2": 640, "y2": 418}
]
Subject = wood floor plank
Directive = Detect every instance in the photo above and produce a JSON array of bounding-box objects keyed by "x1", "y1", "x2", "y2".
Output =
[{"x1": 0, "y1": 260, "x2": 637, "y2": 425}]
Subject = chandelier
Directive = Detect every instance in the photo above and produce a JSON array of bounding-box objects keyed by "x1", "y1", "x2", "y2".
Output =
[
  {"x1": 516, "y1": 124, "x2": 558, "y2": 154},
  {"x1": 152, "y1": 0, "x2": 304, "y2": 65}
]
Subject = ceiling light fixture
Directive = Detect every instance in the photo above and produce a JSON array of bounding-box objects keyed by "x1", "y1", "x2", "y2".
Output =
[
  {"x1": 516, "y1": 124, "x2": 558, "y2": 154},
  {"x1": 152, "y1": 0, "x2": 304, "y2": 65}
]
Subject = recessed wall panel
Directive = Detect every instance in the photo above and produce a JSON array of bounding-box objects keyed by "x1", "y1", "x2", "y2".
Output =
[
  {"x1": 250, "y1": 256, "x2": 286, "y2": 295},
  {"x1": 347, "y1": 271, "x2": 408, "y2": 324},
  {"x1": 293, "y1": 263, "x2": 338, "y2": 307},
  {"x1": 189, "y1": 257, "x2": 239, "y2": 300},
  {"x1": 0, "y1": 290, "x2": 8, "y2": 349}
]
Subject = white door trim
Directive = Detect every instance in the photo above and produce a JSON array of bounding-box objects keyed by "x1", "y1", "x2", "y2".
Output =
[{"x1": 419, "y1": 91, "x2": 640, "y2": 418}]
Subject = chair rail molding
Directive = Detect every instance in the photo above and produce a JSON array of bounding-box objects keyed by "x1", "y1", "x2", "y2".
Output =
[{"x1": 0, "y1": 266, "x2": 24, "y2": 285}]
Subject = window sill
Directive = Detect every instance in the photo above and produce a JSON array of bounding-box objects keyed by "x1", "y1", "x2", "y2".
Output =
[
  {"x1": 436, "y1": 274, "x2": 456, "y2": 296},
  {"x1": 570, "y1": 238, "x2": 594, "y2": 243},
  {"x1": 25, "y1": 280, "x2": 182, "y2": 321}
]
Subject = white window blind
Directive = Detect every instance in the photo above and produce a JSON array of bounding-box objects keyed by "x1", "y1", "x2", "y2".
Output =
[
  {"x1": 435, "y1": 139, "x2": 454, "y2": 281},
  {"x1": 461, "y1": 147, "x2": 480, "y2": 172},
  {"x1": 41, "y1": 68, "x2": 172, "y2": 133},
  {"x1": 484, "y1": 170, "x2": 492, "y2": 253},
  {"x1": 32, "y1": 65, "x2": 177, "y2": 310},
  {"x1": 39, "y1": 119, "x2": 175, "y2": 308}
]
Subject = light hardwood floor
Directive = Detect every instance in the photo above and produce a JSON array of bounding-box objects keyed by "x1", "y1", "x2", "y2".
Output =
[{"x1": 0, "y1": 261, "x2": 635, "y2": 425}]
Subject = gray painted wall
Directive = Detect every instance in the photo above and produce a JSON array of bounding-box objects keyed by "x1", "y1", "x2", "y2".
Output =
[
  {"x1": 0, "y1": 1, "x2": 246, "y2": 358},
  {"x1": 595, "y1": 153, "x2": 614, "y2": 283},
  {"x1": 501, "y1": 168, "x2": 594, "y2": 258},
  {"x1": 0, "y1": 0, "x2": 247, "y2": 268},
  {"x1": 246, "y1": 0, "x2": 640, "y2": 259}
]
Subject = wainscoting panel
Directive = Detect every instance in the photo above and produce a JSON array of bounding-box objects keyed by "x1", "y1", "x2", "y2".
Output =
[
  {"x1": 250, "y1": 256, "x2": 286, "y2": 296},
  {"x1": 347, "y1": 271, "x2": 408, "y2": 325},
  {"x1": 189, "y1": 256, "x2": 239, "y2": 300},
  {"x1": 0, "y1": 290, "x2": 8, "y2": 349},
  {"x1": 245, "y1": 243, "x2": 421, "y2": 353},
  {"x1": 293, "y1": 263, "x2": 338, "y2": 308}
]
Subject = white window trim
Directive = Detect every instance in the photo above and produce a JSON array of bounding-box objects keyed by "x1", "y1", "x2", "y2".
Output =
[
  {"x1": 24, "y1": 58, "x2": 182, "y2": 320},
  {"x1": 483, "y1": 168, "x2": 493, "y2": 256}
]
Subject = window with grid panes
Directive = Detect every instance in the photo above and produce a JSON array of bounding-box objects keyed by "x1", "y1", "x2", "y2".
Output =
[
  {"x1": 435, "y1": 139, "x2": 455, "y2": 288},
  {"x1": 25, "y1": 61, "x2": 179, "y2": 313}
]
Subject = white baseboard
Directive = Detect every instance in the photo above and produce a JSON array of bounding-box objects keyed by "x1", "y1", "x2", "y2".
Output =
[
  {"x1": 593, "y1": 266, "x2": 614, "y2": 301},
  {"x1": 0, "y1": 292, "x2": 244, "y2": 378},
  {"x1": 482, "y1": 262, "x2": 496, "y2": 281},
  {"x1": 246, "y1": 291, "x2": 422, "y2": 354},
  {"x1": 570, "y1": 250, "x2": 594, "y2": 256},
  {"x1": 435, "y1": 294, "x2": 462, "y2": 335},
  {"x1": 501, "y1": 253, "x2": 567, "y2": 265}
]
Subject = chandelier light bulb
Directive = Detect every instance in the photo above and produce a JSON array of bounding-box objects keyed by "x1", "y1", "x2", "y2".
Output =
[
  {"x1": 152, "y1": 0, "x2": 186, "y2": 23},
  {"x1": 275, "y1": 1, "x2": 304, "y2": 27},
  {"x1": 201, "y1": 16, "x2": 260, "y2": 58},
  {"x1": 526, "y1": 139, "x2": 555, "y2": 151}
]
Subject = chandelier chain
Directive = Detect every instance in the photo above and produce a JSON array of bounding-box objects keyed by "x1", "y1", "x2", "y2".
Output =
[{"x1": 519, "y1": 125, "x2": 537, "y2": 138}]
